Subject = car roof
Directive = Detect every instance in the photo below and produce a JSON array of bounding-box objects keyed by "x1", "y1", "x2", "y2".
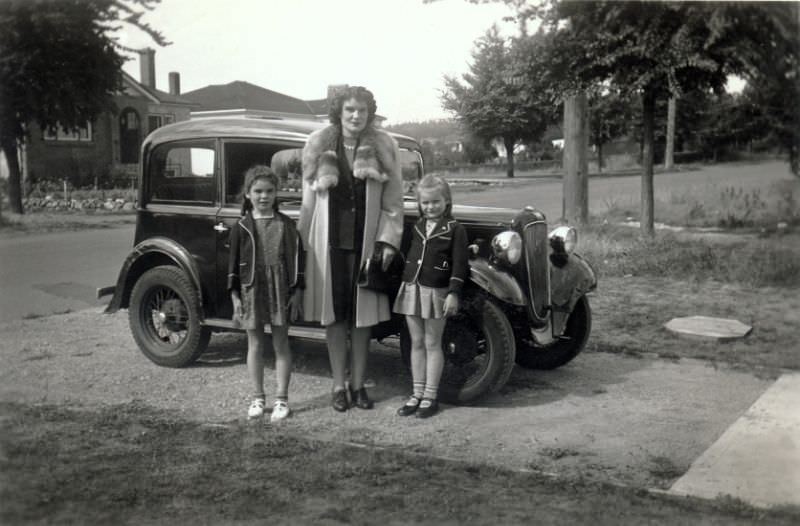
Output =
[{"x1": 144, "y1": 117, "x2": 421, "y2": 151}]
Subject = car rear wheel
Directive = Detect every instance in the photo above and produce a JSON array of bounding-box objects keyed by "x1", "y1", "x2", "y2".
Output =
[
  {"x1": 129, "y1": 265, "x2": 210, "y2": 367},
  {"x1": 400, "y1": 298, "x2": 516, "y2": 404},
  {"x1": 515, "y1": 295, "x2": 591, "y2": 370}
]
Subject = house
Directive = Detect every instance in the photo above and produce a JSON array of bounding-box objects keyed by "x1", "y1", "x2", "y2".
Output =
[
  {"x1": 183, "y1": 82, "x2": 386, "y2": 125},
  {"x1": 20, "y1": 48, "x2": 196, "y2": 187},
  {"x1": 183, "y1": 81, "x2": 318, "y2": 121}
]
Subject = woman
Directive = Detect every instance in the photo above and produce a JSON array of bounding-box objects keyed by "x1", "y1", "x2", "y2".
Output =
[{"x1": 297, "y1": 86, "x2": 404, "y2": 412}]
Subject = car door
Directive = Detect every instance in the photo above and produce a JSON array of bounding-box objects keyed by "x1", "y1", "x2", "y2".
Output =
[{"x1": 139, "y1": 138, "x2": 221, "y2": 314}]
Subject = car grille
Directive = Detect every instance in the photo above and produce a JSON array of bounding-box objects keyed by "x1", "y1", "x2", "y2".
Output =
[{"x1": 523, "y1": 219, "x2": 550, "y2": 323}]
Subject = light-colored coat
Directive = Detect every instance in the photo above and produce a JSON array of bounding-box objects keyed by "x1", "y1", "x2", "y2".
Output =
[{"x1": 297, "y1": 125, "x2": 404, "y2": 327}]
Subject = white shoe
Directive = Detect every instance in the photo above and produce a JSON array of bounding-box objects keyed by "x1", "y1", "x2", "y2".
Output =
[
  {"x1": 270, "y1": 400, "x2": 291, "y2": 422},
  {"x1": 248, "y1": 398, "x2": 265, "y2": 419}
]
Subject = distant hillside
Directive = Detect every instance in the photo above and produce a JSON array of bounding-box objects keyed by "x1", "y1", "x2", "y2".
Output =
[{"x1": 384, "y1": 119, "x2": 463, "y2": 141}]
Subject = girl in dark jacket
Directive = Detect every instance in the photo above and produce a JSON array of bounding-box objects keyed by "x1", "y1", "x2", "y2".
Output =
[
  {"x1": 228, "y1": 165, "x2": 304, "y2": 421},
  {"x1": 393, "y1": 174, "x2": 468, "y2": 418}
]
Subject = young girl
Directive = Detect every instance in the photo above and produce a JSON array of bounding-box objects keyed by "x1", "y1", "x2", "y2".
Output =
[
  {"x1": 393, "y1": 174, "x2": 468, "y2": 418},
  {"x1": 228, "y1": 165, "x2": 304, "y2": 421}
]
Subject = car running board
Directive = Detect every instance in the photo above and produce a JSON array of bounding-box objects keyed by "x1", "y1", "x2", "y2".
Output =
[{"x1": 202, "y1": 318, "x2": 327, "y2": 340}]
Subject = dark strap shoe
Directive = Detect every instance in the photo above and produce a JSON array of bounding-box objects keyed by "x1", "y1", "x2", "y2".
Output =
[
  {"x1": 349, "y1": 387, "x2": 374, "y2": 410},
  {"x1": 415, "y1": 398, "x2": 439, "y2": 419},
  {"x1": 332, "y1": 389, "x2": 349, "y2": 412},
  {"x1": 397, "y1": 396, "x2": 421, "y2": 417}
]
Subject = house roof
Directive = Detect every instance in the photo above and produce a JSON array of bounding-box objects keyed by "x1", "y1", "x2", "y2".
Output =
[
  {"x1": 305, "y1": 98, "x2": 329, "y2": 115},
  {"x1": 182, "y1": 81, "x2": 315, "y2": 116},
  {"x1": 121, "y1": 72, "x2": 196, "y2": 106}
]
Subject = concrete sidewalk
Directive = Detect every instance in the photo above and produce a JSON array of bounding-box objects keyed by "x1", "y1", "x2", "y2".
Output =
[{"x1": 670, "y1": 373, "x2": 800, "y2": 508}]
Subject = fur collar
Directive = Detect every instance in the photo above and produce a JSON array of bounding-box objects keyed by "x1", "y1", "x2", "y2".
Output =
[{"x1": 302, "y1": 125, "x2": 398, "y2": 192}]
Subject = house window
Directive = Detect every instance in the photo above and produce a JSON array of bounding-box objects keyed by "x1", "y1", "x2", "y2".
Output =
[
  {"x1": 43, "y1": 122, "x2": 93, "y2": 142},
  {"x1": 148, "y1": 114, "x2": 175, "y2": 134}
]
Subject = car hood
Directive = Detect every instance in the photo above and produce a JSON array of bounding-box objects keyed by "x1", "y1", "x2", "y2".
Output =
[{"x1": 403, "y1": 201, "x2": 518, "y2": 226}]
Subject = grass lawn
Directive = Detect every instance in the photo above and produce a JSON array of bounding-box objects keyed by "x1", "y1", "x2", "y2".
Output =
[{"x1": 2, "y1": 402, "x2": 798, "y2": 525}]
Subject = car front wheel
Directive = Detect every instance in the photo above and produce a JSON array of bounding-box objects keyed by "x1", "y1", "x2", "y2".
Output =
[
  {"x1": 128, "y1": 265, "x2": 210, "y2": 367},
  {"x1": 515, "y1": 295, "x2": 591, "y2": 370},
  {"x1": 400, "y1": 298, "x2": 516, "y2": 404}
]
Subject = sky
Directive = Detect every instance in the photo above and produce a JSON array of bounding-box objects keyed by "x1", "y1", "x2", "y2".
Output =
[{"x1": 119, "y1": 0, "x2": 518, "y2": 124}]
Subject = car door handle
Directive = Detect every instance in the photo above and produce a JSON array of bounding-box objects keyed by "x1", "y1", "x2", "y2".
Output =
[{"x1": 214, "y1": 222, "x2": 229, "y2": 232}]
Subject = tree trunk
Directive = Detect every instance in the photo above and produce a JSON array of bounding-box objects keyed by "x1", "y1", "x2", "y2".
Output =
[
  {"x1": 1, "y1": 137, "x2": 24, "y2": 214},
  {"x1": 597, "y1": 142, "x2": 604, "y2": 174},
  {"x1": 504, "y1": 136, "x2": 515, "y2": 178},
  {"x1": 641, "y1": 87, "x2": 656, "y2": 237},
  {"x1": 664, "y1": 96, "x2": 676, "y2": 171},
  {"x1": 562, "y1": 92, "x2": 589, "y2": 225}
]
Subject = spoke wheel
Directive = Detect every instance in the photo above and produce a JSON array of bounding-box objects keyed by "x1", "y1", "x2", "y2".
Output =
[{"x1": 129, "y1": 266, "x2": 210, "y2": 367}]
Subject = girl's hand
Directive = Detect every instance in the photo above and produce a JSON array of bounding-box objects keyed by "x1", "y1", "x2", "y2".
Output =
[
  {"x1": 288, "y1": 288, "x2": 304, "y2": 322},
  {"x1": 231, "y1": 293, "x2": 242, "y2": 321},
  {"x1": 443, "y1": 293, "x2": 459, "y2": 317}
]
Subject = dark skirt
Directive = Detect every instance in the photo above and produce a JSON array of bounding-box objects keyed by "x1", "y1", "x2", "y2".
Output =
[{"x1": 329, "y1": 247, "x2": 360, "y2": 323}]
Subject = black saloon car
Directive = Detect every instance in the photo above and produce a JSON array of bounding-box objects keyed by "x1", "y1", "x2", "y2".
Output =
[{"x1": 101, "y1": 117, "x2": 597, "y2": 402}]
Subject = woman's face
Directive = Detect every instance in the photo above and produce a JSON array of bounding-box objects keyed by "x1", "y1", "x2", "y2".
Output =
[
  {"x1": 340, "y1": 97, "x2": 369, "y2": 138},
  {"x1": 246, "y1": 178, "x2": 277, "y2": 216}
]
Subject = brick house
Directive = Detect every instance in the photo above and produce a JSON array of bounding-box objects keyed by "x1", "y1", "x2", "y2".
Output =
[{"x1": 19, "y1": 48, "x2": 195, "y2": 188}]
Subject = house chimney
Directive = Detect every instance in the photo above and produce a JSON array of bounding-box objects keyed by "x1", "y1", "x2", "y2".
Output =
[
  {"x1": 327, "y1": 84, "x2": 348, "y2": 103},
  {"x1": 168, "y1": 72, "x2": 180, "y2": 95},
  {"x1": 139, "y1": 47, "x2": 156, "y2": 89}
]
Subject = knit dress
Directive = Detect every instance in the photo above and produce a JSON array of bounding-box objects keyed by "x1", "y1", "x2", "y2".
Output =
[{"x1": 238, "y1": 216, "x2": 289, "y2": 329}]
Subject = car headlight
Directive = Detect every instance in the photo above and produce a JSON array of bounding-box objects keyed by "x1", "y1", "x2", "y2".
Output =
[
  {"x1": 549, "y1": 226, "x2": 577, "y2": 254},
  {"x1": 491, "y1": 230, "x2": 522, "y2": 265}
]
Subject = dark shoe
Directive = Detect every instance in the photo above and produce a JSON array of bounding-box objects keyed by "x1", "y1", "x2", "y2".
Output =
[
  {"x1": 416, "y1": 398, "x2": 439, "y2": 419},
  {"x1": 397, "y1": 396, "x2": 421, "y2": 417},
  {"x1": 349, "y1": 387, "x2": 374, "y2": 410},
  {"x1": 332, "y1": 389, "x2": 349, "y2": 412}
]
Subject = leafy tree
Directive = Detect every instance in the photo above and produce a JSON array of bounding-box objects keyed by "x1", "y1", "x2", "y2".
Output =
[
  {"x1": 541, "y1": 0, "x2": 796, "y2": 235},
  {"x1": 588, "y1": 87, "x2": 634, "y2": 172},
  {"x1": 0, "y1": 0, "x2": 166, "y2": 214},
  {"x1": 441, "y1": 27, "x2": 553, "y2": 177}
]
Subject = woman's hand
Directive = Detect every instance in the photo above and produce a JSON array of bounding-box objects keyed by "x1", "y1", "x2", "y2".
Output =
[
  {"x1": 443, "y1": 293, "x2": 459, "y2": 317},
  {"x1": 288, "y1": 288, "x2": 304, "y2": 322},
  {"x1": 380, "y1": 244, "x2": 396, "y2": 271}
]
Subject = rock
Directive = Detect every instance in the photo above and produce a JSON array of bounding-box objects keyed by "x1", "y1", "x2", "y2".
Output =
[
  {"x1": 664, "y1": 316, "x2": 752, "y2": 341},
  {"x1": 122, "y1": 202, "x2": 135, "y2": 211}
]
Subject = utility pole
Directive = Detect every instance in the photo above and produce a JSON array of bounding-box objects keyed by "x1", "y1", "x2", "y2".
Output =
[{"x1": 562, "y1": 92, "x2": 589, "y2": 225}]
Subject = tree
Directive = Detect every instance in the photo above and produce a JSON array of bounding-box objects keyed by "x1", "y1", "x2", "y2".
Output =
[
  {"x1": 441, "y1": 27, "x2": 553, "y2": 178},
  {"x1": 588, "y1": 87, "x2": 634, "y2": 173},
  {"x1": 541, "y1": 1, "x2": 796, "y2": 236},
  {"x1": 0, "y1": 0, "x2": 166, "y2": 214}
]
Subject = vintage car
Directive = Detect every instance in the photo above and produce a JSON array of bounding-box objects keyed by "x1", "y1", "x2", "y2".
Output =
[{"x1": 100, "y1": 117, "x2": 597, "y2": 403}]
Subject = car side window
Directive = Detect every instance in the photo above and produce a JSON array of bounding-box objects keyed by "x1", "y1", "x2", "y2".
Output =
[
  {"x1": 148, "y1": 141, "x2": 216, "y2": 204},
  {"x1": 224, "y1": 142, "x2": 303, "y2": 206}
]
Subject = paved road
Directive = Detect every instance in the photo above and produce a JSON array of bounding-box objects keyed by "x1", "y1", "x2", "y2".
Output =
[{"x1": 0, "y1": 226, "x2": 135, "y2": 322}]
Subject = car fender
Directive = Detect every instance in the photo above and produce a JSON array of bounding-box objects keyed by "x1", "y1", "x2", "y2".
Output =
[
  {"x1": 468, "y1": 258, "x2": 527, "y2": 307},
  {"x1": 104, "y1": 237, "x2": 203, "y2": 315},
  {"x1": 549, "y1": 253, "x2": 597, "y2": 335}
]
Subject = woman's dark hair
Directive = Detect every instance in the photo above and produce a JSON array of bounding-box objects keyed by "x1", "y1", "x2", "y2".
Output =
[
  {"x1": 240, "y1": 165, "x2": 280, "y2": 215},
  {"x1": 415, "y1": 173, "x2": 453, "y2": 218},
  {"x1": 328, "y1": 86, "x2": 377, "y2": 127}
]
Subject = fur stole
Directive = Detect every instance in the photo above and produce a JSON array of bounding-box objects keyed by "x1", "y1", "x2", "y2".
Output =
[{"x1": 302, "y1": 125, "x2": 397, "y2": 192}]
